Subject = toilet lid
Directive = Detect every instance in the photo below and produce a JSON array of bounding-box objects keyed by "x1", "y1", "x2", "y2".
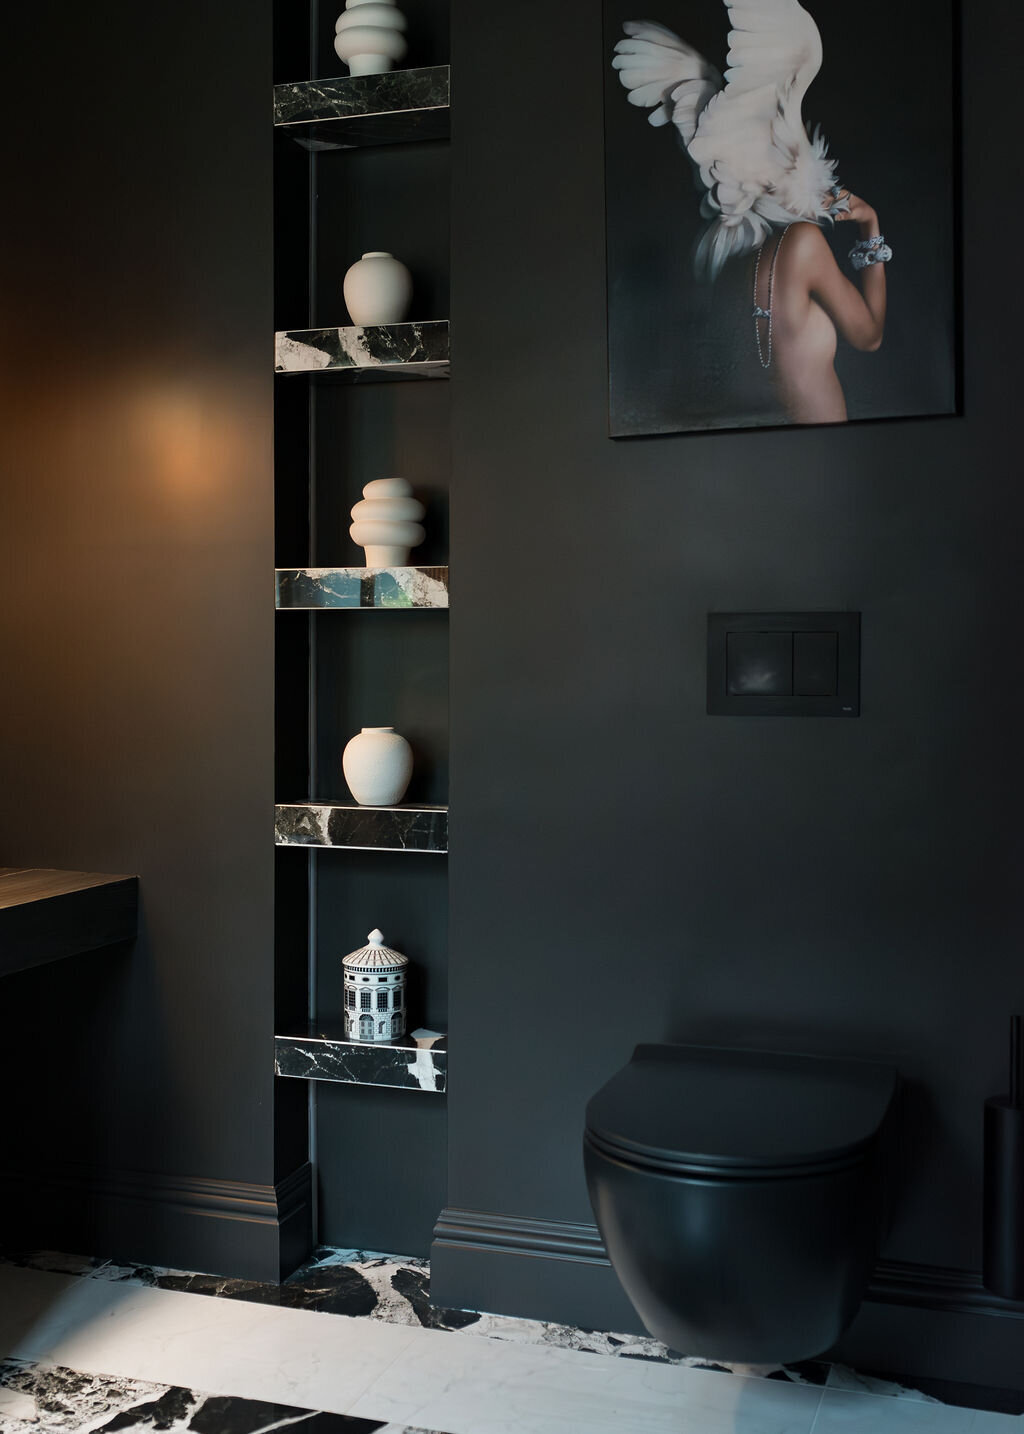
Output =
[{"x1": 585, "y1": 1044, "x2": 898, "y2": 1176}]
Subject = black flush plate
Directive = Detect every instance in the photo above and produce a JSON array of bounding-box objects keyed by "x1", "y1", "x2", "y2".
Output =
[{"x1": 707, "y1": 613, "x2": 861, "y2": 717}]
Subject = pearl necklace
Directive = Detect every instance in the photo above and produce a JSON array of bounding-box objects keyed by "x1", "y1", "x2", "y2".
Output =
[{"x1": 752, "y1": 226, "x2": 791, "y2": 371}]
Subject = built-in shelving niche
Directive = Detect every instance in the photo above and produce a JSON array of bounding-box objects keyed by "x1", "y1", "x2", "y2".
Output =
[
  {"x1": 276, "y1": 567, "x2": 449, "y2": 610},
  {"x1": 276, "y1": 802, "x2": 448, "y2": 854},
  {"x1": 274, "y1": 65, "x2": 450, "y2": 150},
  {"x1": 274, "y1": 14, "x2": 452, "y2": 1255},
  {"x1": 275, "y1": 1028, "x2": 447, "y2": 1093}
]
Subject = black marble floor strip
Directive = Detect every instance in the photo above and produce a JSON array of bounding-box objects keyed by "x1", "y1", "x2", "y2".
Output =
[{"x1": 0, "y1": 1358, "x2": 448, "y2": 1433}]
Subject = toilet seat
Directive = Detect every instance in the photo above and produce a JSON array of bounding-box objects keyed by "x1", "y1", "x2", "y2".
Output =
[{"x1": 585, "y1": 1044, "x2": 898, "y2": 1180}]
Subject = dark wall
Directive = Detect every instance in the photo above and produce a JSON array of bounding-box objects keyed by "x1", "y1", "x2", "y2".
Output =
[
  {"x1": 0, "y1": 0, "x2": 297, "y2": 1275},
  {"x1": 442, "y1": 0, "x2": 1024, "y2": 1383}
]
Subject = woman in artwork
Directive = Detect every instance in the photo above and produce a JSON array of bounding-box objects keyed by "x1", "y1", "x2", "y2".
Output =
[{"x1": 613, "y1": 1, "x2": 890, "y2": 425}]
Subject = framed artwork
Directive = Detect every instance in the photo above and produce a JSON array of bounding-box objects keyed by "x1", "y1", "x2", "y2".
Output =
[{"x1": 604, "y1": 0, "x2": 958, "y2": 437}]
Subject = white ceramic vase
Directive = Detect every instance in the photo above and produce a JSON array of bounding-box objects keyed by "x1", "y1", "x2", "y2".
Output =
[
  {"x1": 350, "y1": 477, "x2": 425, "y2": 566},
  {"x1": 343, "y1": 727, "x2": 413, "y2": 806},
  {"x1": 334, "y1": 0, "x2": 408, "y2": 76},
  {"x1": 343, "y1": 251, "x2": 413, "y2": 326}
]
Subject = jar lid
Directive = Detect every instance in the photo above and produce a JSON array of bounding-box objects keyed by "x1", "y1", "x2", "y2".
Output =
[{"x1": 342, "y1": 928, "x2": 409, "y2": 969}]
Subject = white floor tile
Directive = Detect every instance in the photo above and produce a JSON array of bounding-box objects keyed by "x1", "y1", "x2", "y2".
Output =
[
  {"x1": 350, "y1": 1328, "x2": 823, "y2": 1434},
  {"x1": 812, "y1": 1389, "x2": 976, "y2": 1433},
  {"x1": 969, "y1": 1412, "x2": 1024, "y2": 1431},
  {"x1": 0, "y1": 1264, "x2": 827, "y2": 1434},
  {"x1": 0, "y1": 1264, "x2": 418, "y2": 1414}
]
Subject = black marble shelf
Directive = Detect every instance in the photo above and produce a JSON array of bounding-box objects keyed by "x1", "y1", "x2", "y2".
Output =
[
  {"x1": 275, "y1": 1028, "x2": 447, "y2": 1093},
  {"x1": 273, "y1": 66, "x2": 450, "y2": 150},
  {"x1": 275, "y1": 321, "x2": 449, "y2": 380},
  {"x1": 275, "y1": 802, "x2": 448, "y2": 853},
  {"x1": 276, "y1": 567, "x2": 449, "y2": 610},
  {"x1": 0, "y1": 868, "x2": 138, "y2": 977}
]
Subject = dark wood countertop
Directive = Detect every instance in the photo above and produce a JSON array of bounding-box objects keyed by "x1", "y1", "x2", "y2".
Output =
[{"x1": 0, "y1": 867, "x2": 138, "y2": 976}]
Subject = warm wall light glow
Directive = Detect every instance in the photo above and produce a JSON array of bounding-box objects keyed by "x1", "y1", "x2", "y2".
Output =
[{"x1": 126, "y1": 381, "x2": 252, "y2": 500}]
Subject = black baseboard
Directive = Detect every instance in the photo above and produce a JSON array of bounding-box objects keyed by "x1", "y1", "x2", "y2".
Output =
[
  {"x1": 431, "y1": 1207, "x2": 1024, "y2": 1389},
  {"x1": 0, "y1": 1160, "x2": 313, "y2": 1284}
]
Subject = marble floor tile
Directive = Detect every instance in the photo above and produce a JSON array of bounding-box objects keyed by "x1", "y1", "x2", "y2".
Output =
[
  {"x1": 55, "y1": 1246, "x2": 822, "y2": 1378},
  {"x1": 0, "y1": 1358, "x2": 449, "y2": 1433},
  {"x1": 824, "y1": 1365, "x2": 937, "y2": 1401},
  {"x1": 348, "y1": 1325, "x2": 825, "y2": 1434},
  {"x1": 0, "y1": 1265, "x2": 421, "y2": 1415},
  {"x1": 811, "y1": 1388, "x2": 978, "y2": 1433},
  {"x1": 0, "y1": 1266, "x2": 828, "y2": 1434},
  {"x1": 0, "y1": 1247, "x2": 853, "y2": 1396}
]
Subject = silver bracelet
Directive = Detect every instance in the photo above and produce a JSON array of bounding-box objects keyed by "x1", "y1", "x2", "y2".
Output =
[{"x1": 850, "y1": 235, "x2": 892, "y2": 271}]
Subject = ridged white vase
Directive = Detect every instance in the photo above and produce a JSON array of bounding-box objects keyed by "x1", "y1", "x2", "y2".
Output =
[
  {"x1": 350, "y1": 477, "x2": 425, "y2": 566},
  {"x1": 343, "y1": 251, "x2": 413, "y2": 326},
  {"x1": 334, "y1": 0, "x2": 408, "y2": 77},
  {"x1": 343, "y1": 727, "x2": 413, "y2": 806}
]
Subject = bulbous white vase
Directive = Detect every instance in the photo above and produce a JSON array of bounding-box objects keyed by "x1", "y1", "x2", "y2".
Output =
[
  {"x1": 334, "y1": 0, "x2": 408, "y2": 77},
  {"x1": 343, "y1": 727, "x2": 413, "y2": 806},
  {"x1": 343, "y1": 251, "x2": 413, "y2": 326},
  {"x1": 350, "y1": 476, "x2": 425, "y2": 566}
]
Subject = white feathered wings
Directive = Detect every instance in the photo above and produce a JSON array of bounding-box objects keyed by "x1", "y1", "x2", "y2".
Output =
[{"x1": 612, "y1": 0, "x2": 840, "y2": 277}]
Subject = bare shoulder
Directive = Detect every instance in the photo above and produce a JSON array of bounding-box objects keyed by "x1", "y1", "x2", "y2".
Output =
[
  {"x1": 784, "y1": 221, "x2": 831, "y2": 256},
  {"x1": 777, "y1": 222, "x2": 839, "y2": 285}
]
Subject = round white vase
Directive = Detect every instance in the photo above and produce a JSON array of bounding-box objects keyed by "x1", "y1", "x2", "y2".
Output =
[
  {"x1": 350, "y1": 476, "x2": 425, "y2": 566},
  {"x1": 343, "y1": 252, "x2": 413, "y2": 326},
  {"x1": 343, "y1": 727, "x2": 413, "y2": 806},
  {"x1": 334, "y1": 0, "x2": 408, "y2": 76}
]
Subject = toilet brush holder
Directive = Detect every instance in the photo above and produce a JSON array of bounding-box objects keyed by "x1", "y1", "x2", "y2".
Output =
[{"x1": 983, "y1": 1015, "x2": 1024, "y2": 1300}]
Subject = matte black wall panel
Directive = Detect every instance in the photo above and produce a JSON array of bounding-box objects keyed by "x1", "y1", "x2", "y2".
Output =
[
  {"x1": 442, "y1": 0, "x2": 1024, "y2": 1385},
  {"x1": 317, "y1": 850, "x2": 448, "y2": 1034},
  {"x1": 315, "y1": 144, "x2": 451, "y2": 330},
  {"x1": 316, "y1": 1084, "x2": 448, "y2": 1257},
  {"x1": 0, "y1": 0, "x2": 293, "y2": 1272},
  {"x1": 314, "y1": 383, "x2": 451, "y2": 569}
]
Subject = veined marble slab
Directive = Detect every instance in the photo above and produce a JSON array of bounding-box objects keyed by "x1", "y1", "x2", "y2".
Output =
[
  {"x1": 274, "y1": 67, "x2": 450, "y2": 150},
  {"x1": 275, "y1": 1029, "x2": 447, "y2": 1093},
  {"x1": 0, "y1": 1251, "x2": 1008, "y2": 1421},
  {"x1": 275, "y1": 803, "x2": 448, "y2": 854},
  {"x1": 275, "y1": 323, "x2": 449, "y2": 379},
  {"x1": 0, "y1": 1358, "x2": 442, "y2": 1434},
  {"x1": 276, "y1": 568, "x2": 449, "y2": 611}
]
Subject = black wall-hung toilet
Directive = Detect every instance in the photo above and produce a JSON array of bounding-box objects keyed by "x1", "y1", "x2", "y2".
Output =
[{"x1": 584, "y1": 1043, "x2": 898, "y2": 1364}]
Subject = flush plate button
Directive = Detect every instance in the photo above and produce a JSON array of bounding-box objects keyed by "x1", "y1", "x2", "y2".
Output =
[
  {"x1": 708, "y1": 613, "x2": 859, "y2": 717},
  {"x1": 726, "y1": 631, "x2": 793, "y2": 696},
  {"x1": 794, "y1": 631, "x2": 838, "y2": 696}
]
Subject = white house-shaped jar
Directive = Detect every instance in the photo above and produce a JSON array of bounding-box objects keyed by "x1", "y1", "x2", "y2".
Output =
[{"x1": 343, "y1": 929, "x2": 409, "y2": 1043}]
